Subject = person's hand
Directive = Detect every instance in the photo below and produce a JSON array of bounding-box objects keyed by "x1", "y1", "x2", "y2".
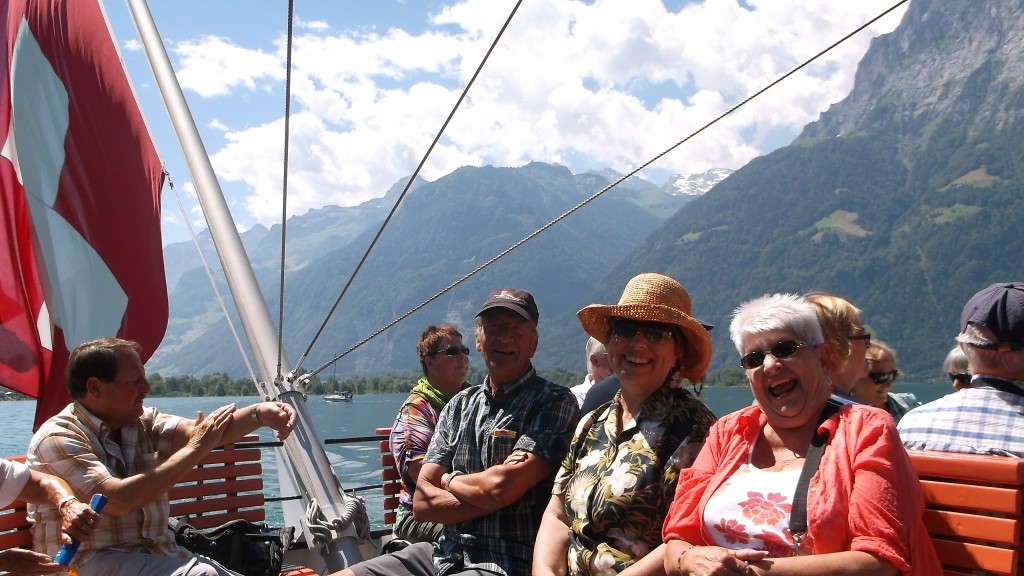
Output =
[
  {"x1": 0, "y1": 547, "x2": 67, "y2": 574},
  {"x1": 675, "y1": 545, "x2": 766, "y2": 575},
  {"x1": 254, "y1": 402, "x2": 297, "y2": 440},
  {"x1": 58, "y1": 496, "x2": 99, "y2": 542},
  {"x1": 186, "y1": 404, "x2": 236, "y2": 452}
]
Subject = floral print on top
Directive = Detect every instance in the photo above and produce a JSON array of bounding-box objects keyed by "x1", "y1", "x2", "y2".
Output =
[
  {"x1": 702, "y1": 463, "x2": 813, "y2": 557},
  {"x1": 554, "y1": 386, "x2": 716, "y2": 575}
]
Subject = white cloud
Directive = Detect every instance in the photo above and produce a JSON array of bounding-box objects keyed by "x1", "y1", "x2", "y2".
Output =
[{"x1": 165, "y1": 0, "x2": 907, "y2": 229}]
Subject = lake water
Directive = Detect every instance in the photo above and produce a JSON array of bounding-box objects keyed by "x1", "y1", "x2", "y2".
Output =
[{"x1": 0, "y1": 382, "x2": 951, "y2": 526}]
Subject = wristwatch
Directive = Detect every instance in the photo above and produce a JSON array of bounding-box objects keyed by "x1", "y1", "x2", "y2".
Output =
[{"x1": 442, "y1": 470, "x2": 462, "y2": 491}]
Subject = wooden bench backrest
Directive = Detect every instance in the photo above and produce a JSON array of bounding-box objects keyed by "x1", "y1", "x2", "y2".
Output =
[
  {"x1": 375, "y1": 427, "x2": 402, "y2": 527},
  {"x1": 168, "y1": 435, "x2": 266, "y2": 529},
  {"x1": 0, "y1": 456, "x2": 30, "y2": 553},
  {"x1": 907, "y1": 450, "x2": 1024, "y2": 576}
]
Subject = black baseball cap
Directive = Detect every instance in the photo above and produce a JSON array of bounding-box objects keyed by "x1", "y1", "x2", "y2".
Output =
[
  {"x1": 960, "y1": 282, "x2": 1024, "y2": 351},
  {"x1": 476, "y1": 289, "x2": 539, "y2": 325}
]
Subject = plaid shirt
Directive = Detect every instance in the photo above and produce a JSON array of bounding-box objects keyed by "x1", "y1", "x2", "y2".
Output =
[
  {"x1": 27, "y1": 402, "x2": 187, "y2": 569},
  {"x1": 897, "y1": 376, "x2": 1024, "y2": 457},
  {"x1": 425, "y1": 367, "x2": 579, "y2": 576}
]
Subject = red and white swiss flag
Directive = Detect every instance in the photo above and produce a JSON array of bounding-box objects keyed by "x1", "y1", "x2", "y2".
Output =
[{"x1": 1, "y1": 0, "x2": 166, "y2": 429}]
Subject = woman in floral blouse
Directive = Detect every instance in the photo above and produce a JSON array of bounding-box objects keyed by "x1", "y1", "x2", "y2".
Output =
[{"x1": 533, "y1": 273, "x2": 717, "y2": 575}]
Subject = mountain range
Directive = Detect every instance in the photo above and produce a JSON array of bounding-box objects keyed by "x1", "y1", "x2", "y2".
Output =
[{"x1": 150, "y1": 0, "x2": 1023, "y2": 385}]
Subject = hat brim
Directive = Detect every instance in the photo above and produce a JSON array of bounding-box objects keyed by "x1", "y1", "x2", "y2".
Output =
[{"x1": 577, "y1": 303, "x2": 712, "y2": 383}]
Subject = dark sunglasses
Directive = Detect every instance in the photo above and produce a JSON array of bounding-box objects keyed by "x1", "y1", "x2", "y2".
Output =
[
  {"x1": 610, "y1": 322, "x2": 675, "y2": 344},
  {"x1": 948, "y1": 372, "x2": 970, "y2": 384},
  {"x1": 848, "y1": 332, "x2": 871, "y2": 344},
  {"x1": 739, "y1": 340, "x2": 807, "y2": 369},
  {"x1": 869, "y1": 370, "x2": 899, "y2": 384},
  {"x1": 431, "y1": 345, "x2": 470, "y2": 357}
]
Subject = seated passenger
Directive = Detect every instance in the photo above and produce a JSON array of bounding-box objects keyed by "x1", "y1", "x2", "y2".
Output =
[
  {"x1": 899, "y1": 282, "x2": 1024, "y2": 457},
  {"x1": 332, "y1": 288, "x2": 579, "y2": 576},
  {"x1": 534, "y1": 273, "x2": 717, "y2": 575},
  {"x1": 663, "y1": 294, "x2": 940, "y2": 575},
  {"x1": 941, "y1": 345, "x2": 971, "y2": 392},
  {"x1": 1, "y1": 458, "x2": 96, "y2": 575},
  {"x1": 389, "y1": 324, "x2": 470, "y2": 545},
  {"x1": 805, "y1": 292, "x2": 870, "y2": 399},
  {"x1": 850, "y1": 340, "x2": 920, "y2": 423}
]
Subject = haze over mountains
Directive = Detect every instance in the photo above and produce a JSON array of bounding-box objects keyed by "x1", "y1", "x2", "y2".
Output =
[{"x1": 150, "y1": 0, "x2": 1023, "y2": 384}]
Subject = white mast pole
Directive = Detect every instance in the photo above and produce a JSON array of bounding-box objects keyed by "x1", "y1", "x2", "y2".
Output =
[{"x1": 123, "y1": 0, "x2": 364, "y2": 569}]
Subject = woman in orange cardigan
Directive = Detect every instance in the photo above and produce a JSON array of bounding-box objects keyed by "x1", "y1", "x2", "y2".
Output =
[{"x1": 662, "y1": 293, "x2": 940, "y2": 576}]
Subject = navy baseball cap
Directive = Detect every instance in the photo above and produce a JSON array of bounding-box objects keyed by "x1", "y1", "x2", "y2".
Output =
[{"x1": 960, "y1": 282, "x2": 1024, "y2": 351}]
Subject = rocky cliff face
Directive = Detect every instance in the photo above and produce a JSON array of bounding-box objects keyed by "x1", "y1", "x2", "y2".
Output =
[{"x1": 800, "y1": 0, "x2": 1024, "y2": 164}]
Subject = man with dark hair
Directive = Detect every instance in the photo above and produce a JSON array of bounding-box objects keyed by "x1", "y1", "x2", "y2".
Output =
[
  {"x1": 899, "y1": 282, "x2": 1024, "y2": 457},
  {"x1": 334, "y1": 289, "x2": 579, "y2": 576},
  {"x1": 28, "y1": 337, "x2": 297, "y2": 575}
]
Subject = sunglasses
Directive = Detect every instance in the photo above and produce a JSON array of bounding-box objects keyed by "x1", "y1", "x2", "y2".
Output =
[
  {"x1": 869, "y1": 370, "x2": 899, "y2": 384},
  {"x1": 848, "y1": 332, "x2": 871, "y2": 344},
  {"x1": 610, "y1": 322, "x2": 675, "y2": 344},
  {"x1": 948, "y1": 372, "x2": 970, "y2": 384},
  {"x1": 739, "y1": 340, "x2": 807, "y2": 369},
  {"x1": 431, "y1": 345, "x2": 470, "y2": 357}
]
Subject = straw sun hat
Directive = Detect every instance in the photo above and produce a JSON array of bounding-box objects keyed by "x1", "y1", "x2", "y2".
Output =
[{"x1": 577, "y1": 273, "x2": 712, "y2": 384}]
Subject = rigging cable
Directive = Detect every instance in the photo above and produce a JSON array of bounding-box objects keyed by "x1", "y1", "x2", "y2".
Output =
[
  {"x1": 291, "y1": 0, "x2": 525, "y2": 377},
  {"x1": 165, "y1": 168, "x2": 261, "y2": 387},
  {"x1": 301, "y1": 0, "x2": 911, "y2": 378},
  {"x1": 275, "y1": 0, "x2": 295, "y2": 383}
]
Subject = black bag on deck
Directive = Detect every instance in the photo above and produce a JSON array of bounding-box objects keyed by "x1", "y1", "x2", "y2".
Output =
[{"x1": 169, "y1": 517, "x2": 293, "y2": 576}]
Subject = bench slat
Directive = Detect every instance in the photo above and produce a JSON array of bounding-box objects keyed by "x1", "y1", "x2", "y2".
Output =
[
  {"x1": 910, "y1": 450, "x2": 1024, "y2": 484},
  {"x1": 170, "y1": 478, "x2": 265, "y2": 501},
  {"x1": 923, "y1": 509, "x2": 1020, "y2": 545},
  {"x1": 920, "y1": 479, "x2": 1023, "y2": 516},
  {"x1": 931, "y1": 537, "x2": 1019, "y2": 575}
]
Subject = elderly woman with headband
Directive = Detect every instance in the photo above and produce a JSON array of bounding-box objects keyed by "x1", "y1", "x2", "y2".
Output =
[
  {"x1": 534, "y1": 273, "x2": 717, "y2": 575},
  {"x1": 662, "y1": 293, "x2": 939, "y2": 576}
]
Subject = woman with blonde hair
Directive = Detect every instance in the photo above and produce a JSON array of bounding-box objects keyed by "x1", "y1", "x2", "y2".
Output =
[{"x1": 850, "y1": 340, "x2": 920, "y2": 422}]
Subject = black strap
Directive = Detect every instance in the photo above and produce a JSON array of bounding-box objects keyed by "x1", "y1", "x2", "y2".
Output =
[
  {"x1": 973, "y1": 376, "x2": 1024, "y2": 398},
  {"x1": 788, "y1": 399, "x2": 840, "y2": 554}
]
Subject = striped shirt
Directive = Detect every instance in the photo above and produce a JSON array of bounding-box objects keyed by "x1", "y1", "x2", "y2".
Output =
[
  {"x1": 897, "y1": 376, "x2": 1024, "y2": 457},
  {"x1": 27, "y1": 402, "x2": 187, "y2": 569},
  {"x1": 425, "y1": 368, "x2": 579, "y2": 576}
]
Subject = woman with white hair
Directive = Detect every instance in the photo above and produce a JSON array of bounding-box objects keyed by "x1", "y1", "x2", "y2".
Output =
[
  {"x1": 663, "y1": 293, "x2": 939, "y2": 575},
  {"x1": 942, "y1": 346, "x2": 971, "y2": 391},
  {"x1": 534, "y1": 273, "x2": 717, "y2": 575}
]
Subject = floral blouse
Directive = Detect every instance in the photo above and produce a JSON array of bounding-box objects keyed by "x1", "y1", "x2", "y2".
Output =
[{"x1": 554, "y1": 386, "x2": 716, "y2": 575}]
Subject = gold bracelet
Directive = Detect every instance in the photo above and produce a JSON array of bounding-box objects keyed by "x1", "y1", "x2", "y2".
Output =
[{"x1": 251, "y1": 404, "x2": 262, "y2": 425}]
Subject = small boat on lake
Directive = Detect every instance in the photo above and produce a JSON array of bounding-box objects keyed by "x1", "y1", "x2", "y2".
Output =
[{"x1": 323, "y1": 390, "x2": 353, "y2": 402}]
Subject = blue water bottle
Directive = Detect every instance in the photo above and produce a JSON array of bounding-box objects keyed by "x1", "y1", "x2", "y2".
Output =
[{"x1": 54, "y1": 493, "x2": 108, "y2": 566}]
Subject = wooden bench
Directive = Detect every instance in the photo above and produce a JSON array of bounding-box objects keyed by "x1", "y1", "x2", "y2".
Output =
[
  {"x1": 1, "y1": 442, "x2": 315, "y2": 576},
  {"x1": 907, "y1": 450, "x2": 1024, "y2": 576},
  {"x1": 375, "y1": 427, "x2": 402, "y2": 528}
]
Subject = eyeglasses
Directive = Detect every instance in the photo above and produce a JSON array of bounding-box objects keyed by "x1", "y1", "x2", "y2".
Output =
[
  {"x1": 431, "y1": 345, "x2": 470, "y2": 357},
  {"x1": 848, "y1": 332, "x2": 871, "y2": 344},
  {"x1": 739, "y1": 340, "x2": 807, "y2": 369},
  {"x1": 610, "y1": 322, "x2": 675, "y2": 344},
  {"x1": 948, "y1": 372, "x2": 970, "y2": 384},
  {"x1": 869, "y1": 370, "x2": 899, "y2": 384}
]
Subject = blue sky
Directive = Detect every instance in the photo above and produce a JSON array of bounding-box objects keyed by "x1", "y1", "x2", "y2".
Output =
[{"x1": 99, "y1": 0, "x2": 907, "y2": 246}]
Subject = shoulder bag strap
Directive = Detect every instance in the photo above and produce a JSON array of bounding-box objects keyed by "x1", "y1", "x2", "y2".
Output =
[{"x1": 789, "y1": 399, "x2": 840, "y2": 555}]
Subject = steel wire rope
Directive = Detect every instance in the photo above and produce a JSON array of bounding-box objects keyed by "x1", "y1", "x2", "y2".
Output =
[
  {"x1": 292, "y1": 1, "x2": 524, "y2": 378},
  {"x1": 300, "y1": 0, "x2": 910, "y2": 378},
  {"x1": 165, "y1": 169, "x2": 261, "y2": 388},
  {"x1": 275, "y1": 0, "x2": 295, "y2": 383}
]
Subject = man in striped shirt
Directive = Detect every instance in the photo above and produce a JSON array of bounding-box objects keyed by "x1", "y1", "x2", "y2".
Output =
[{"x1": 898, "y1": 282, "x2": 1024, "y2": 457}]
